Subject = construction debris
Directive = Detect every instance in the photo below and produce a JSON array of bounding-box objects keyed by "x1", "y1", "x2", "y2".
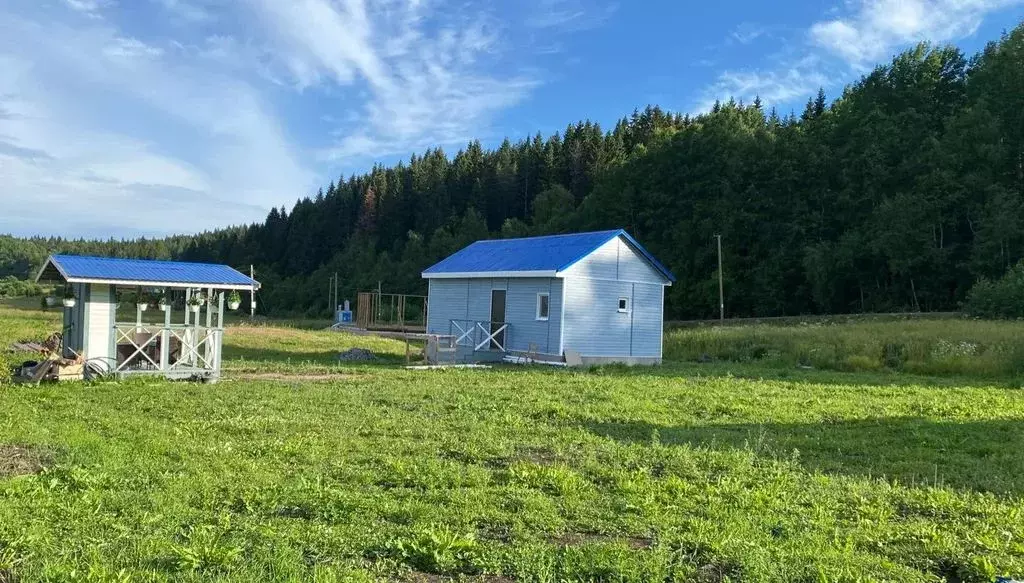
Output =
[
  {"x1": 337, "y1": 348, "x2": 377, "y2": 362},
  {"x1": 9, "y1": 332, "x2": 84, "y2": 383},
  {"x1": 502, "y1": 355, "x2": 567, "y2": 366},
  {"x1": 8, "y1": 332, "x2": 62, "y2": 355}
]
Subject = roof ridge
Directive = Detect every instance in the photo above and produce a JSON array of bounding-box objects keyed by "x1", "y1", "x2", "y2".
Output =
[
  {"x1": 469, "y1": 229, "x2": 622, "y2": 244},
  {"x1": 53, "y1": 254, "x2": 229, "y2": 268}
]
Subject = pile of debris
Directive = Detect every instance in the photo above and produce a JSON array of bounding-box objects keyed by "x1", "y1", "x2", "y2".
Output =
[
  {"x1": 9, "y1": 332, "x2": 62, "y2": 355},
  {"x1": 337, "y1": 348, "x2": 377, "y2": 362},
  {"x1": 8, "y1": 333, "x2": 85, "y2": 383}
]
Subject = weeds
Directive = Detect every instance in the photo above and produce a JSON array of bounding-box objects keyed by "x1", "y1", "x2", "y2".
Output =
[
  {"x1": 170, "y1": 524, "x2": 243, "y2": 572},
  {"x1": 382, "y1": 526, "x2": 480, "y2": 574},
  {"x1": 665, "y1": 317, "x2": 1024, "y2": 377}
]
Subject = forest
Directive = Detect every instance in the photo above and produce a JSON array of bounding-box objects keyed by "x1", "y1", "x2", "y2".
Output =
[{"x1": 2, "y1": 23, "x2": 1022, "y2": 320}]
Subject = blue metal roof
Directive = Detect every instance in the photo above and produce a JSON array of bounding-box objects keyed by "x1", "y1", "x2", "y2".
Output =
[
  {"x1": 42, "y1": 255, "x2": 259, "y2": 288},
  {"x1": 422, "y1": 229, "x2": 675, "y2": 282}
]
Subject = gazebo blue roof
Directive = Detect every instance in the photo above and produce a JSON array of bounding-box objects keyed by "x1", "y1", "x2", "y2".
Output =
[
  {"x1": 37, "y1": 255, "x2": 259, "y2": 289},
  {"x1": 422, "y1": 229, "x2": 675, "y2": 282}
]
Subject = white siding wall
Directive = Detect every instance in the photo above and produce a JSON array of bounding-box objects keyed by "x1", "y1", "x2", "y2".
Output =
[
  {"x1": 561, "y1": 277, "x2": 632, "y2": 356},
  {"x1": 560, "y1": 235, "x2": 666, "y2": 284},
  {"x1": 561, "y1": 278, "x2": 664, "y2": 358},
  {"x1": 630, "y1": 283, "x2": 664, "y2": 357},
  {"x1": 559, "y1": 235, "x2": 668, "y2": 359},
  {"x1": 86, "y1": 284, "x2": 113, "y2": 361}
]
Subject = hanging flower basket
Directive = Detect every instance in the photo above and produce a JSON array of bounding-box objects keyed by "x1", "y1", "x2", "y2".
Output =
[
  {"x1": 137, "y1": 302, "x2": 149, "y2": 312},
  {"x1": 60, "y1": 287, "x2": 75, "y2": 308},
  {"x1": 187, "y1": 292, "x2": 204, "y2": 313},
  {"x1": 158, "y1": 297, "x2": 171, "y2": 311},
  {"x1": 227, "y1": 290, "x2": 242, "y2": 311}
]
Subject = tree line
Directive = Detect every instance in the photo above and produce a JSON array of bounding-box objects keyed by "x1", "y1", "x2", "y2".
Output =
[{"x1": 3, "y1": 23, "x2": 1023, "y2": 319}]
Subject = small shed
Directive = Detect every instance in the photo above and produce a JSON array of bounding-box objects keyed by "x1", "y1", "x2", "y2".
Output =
[
  {"x1": 422, "y1": 229, "x2": 675, "y2": 365},
  {"x1": 35, "y1": 255, "x2": 260, "y2": 381}
]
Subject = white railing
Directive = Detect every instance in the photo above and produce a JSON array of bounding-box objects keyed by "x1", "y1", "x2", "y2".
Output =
[
  {"x1": 449, "y1": 320, "x2": 510, "y2": 352},
  {"x1": 113, "y1": 323, "x2": 221, "y2": 374}
]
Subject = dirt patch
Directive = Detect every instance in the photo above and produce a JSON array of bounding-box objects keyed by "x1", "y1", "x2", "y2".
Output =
[
  {"x1": 517, "y1": 446, "x2": 560, "y2": 465},
  {"x1": 233, "y1": 372, "x2": 362, "y2": 382},
  {"x1": 487, "y1": 446, "x2": 560, "y2": 469},
  {"x1": 0, "y1": 444, "x2": 51, "y2": 478},
  {"x1": 693, "y1": 561, "x2": 743, "y2": 583},
  {"x1": 549, "y1": 532, "x2": 653, "y2": 550},
  {"x1": 338, "y1": 348, "x2": 377, "y2": 362}
]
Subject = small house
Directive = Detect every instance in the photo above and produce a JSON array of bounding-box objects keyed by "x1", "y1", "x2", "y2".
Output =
[
  {"x1": 422, "y1": 229, "x2": 675, "y2": 365},
  {"x1": 35, "y1": 255, "x2": 260, "y2": 381}
]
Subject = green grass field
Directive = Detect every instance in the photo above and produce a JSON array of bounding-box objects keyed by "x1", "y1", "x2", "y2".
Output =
[{"x1": 1, "y1": 299, "x2": 1023, "y2": 582}]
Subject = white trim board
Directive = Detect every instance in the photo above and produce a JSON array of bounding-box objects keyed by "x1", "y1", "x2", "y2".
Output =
[
  {"x1": 422, "y1": 270, "x2": 557, "y2": 279},
  {"x1": 59, "y1": 277, "x2": 259, "y2": 291},
  {"x1": 422, "y1": 271, "x2": 671, "y2": 286}
]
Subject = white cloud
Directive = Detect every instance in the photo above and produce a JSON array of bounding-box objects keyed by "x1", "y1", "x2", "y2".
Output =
[
  {"x1": 0, "y1": 12, "x2": 314, "y2": 237},
  {"x1": 154, "y1": 0, "x2": 214, "y2": 23},
  {"x1": 104, "y1": 37, "x2": 163, "y2": 59},
  {"x1": 526, "y1": 0, "x2": 617, "y2": 31},
  {"x1": 0, "y1": 0, "x2": 602, "y2": 237},
  {"x1": 810, "y1": 0, "x2": 1024, "y2": 67},
  {"x1": 697, "y1": 57, "x2": 831, "y2": 112},
  {"x1": 245, "y1": 0, "x2": 539, "y2": 162},
  {"x1": 696, "y1": 0, "x2": 1022, "y2": 112},
  {"x1": 64, "y1": 0, "x2": 110, "y2": 17},
  {"x1": 730, "y1": 23, "x2": 767, "y2": 45}
]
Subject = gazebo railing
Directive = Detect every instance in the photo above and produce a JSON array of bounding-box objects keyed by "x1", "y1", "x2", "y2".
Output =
[{"x1": 112, "y1": 323, "x2": 221, "y2": 375}]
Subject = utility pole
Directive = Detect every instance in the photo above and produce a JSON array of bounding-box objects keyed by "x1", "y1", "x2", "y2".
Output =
[
  {"x1": 329, "y1": 274, "x2": 334, "y2": 318},
  {"x1": 715, "y1": 234, "x2": 724, "y2": 321},
  {"x1": 250, "y1": 265, "x2": 256, "y2": 320}
]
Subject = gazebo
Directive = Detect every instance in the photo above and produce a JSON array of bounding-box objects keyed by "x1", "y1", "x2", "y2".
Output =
[{"x1": 35, "y1": 255, "x2": 260, "y2": 381}]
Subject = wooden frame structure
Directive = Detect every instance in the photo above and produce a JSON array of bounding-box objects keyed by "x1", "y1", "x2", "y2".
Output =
[{"x1": 355, "y1": 291, "x2": 427, "y2": 332}]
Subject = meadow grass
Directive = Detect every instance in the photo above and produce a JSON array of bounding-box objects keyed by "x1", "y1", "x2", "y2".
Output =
[
  {"x1": 1, "y1": 300, "x2": 1023, "y2": 581},
  {"x1": 665, "y1": 317, "x2": 1024, "y2": 378}
]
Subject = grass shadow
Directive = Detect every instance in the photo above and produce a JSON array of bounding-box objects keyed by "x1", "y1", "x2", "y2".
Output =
[
  {"x1": 585, "y1": 361, "x2": 1024, "y2": 390},
  {"x1": 221, "y1": 345, "x2": 406, "y2": 367},
  {"x1": 583, "y1": 417, "x2": 1024, "y2": 495}
]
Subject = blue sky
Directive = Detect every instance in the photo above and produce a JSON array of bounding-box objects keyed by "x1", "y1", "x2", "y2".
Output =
[{"x1": 1, "y1": 0, "x2": 1022, "y2": 239}]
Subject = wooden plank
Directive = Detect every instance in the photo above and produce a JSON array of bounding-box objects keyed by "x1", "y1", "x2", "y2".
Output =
[{"x1": 564, "y1": 349, "x2": 583, "y2": 367}]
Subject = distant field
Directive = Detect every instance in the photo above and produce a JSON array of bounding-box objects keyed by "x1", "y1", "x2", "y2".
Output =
[
  {"x1": 665, "y1": 316, "x2": 1024, "y2": 378},
  {"x1": 1, "y1": 299, "x2": 1023, "y2": 582}
]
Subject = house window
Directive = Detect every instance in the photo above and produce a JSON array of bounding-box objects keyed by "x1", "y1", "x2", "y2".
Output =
[
  {"x1": 536, "y1": 293, "x2": 550, "y2": 320},
  {"x1": 618, "y1": 297, "x2": 630, "y2": 313}
]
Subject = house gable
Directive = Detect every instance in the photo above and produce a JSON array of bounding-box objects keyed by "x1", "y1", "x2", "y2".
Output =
[{"x1": 557, "y1": 235, "x2": 670, "y2": 285}]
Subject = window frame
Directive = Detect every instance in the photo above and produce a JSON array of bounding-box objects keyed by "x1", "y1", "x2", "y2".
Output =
[
  {"x1": 618, "y1": 296, "x2": 630, "y2": 313},
  {"x1": 536, "y1": 292, "x2": 550, "y2": 321}
]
